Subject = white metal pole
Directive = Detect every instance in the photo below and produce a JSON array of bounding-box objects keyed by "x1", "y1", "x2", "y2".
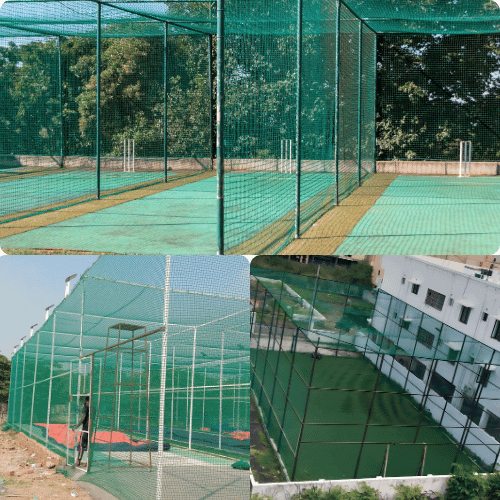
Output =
[
  {"x1": 219, "y1": 331, "x2": 224, "y2": 450},
  {"x1": 469, "y1": 141, "x2": 472, "y2": 177},
  {"x1": 124, "y1": 139, "x2": 126, "y2": 172},
  {"x1": 459, "y1": 141, "x2": 463, "y2": 177},
  {"x1": 46, "y1": 314, "x2": 56, "y2": 446},
  {"x1": 118, "y1": 353, "x2": 122, "y2": 428},
  {"x1": 155, "y1": 255, "x2": 171, "y2": 500},
  {"x1": 128, "y1": 139, "x2": 131, "y2": 172},
  {"x1": 66, "y1": 363, "x2": 73, "y2": 465},
  {"x1": 147, "y1": 341, "x2": 152, "y2": 437},
  {"x1": 139, "y1": 355, "x2": 142, "y2": 432},
  {"x1": 29, "y1": 330, "x2": 40, "y2": 438},
  {"x1": 170, "y1": 346, "x2": 175, "y2": 441},
  {"x1": 132, "y1": 139, "x2": 135, "y2": 172},
  {"x1": 19, "y1": 344, "x2": 26, "y2": 429},
  {"x1": 289, "y1": 139, "x2": 293, "y2": 174},
  {"x1": 188, "y1": 328, "x2": 197, "y2": 450},
  {"x1": 202, "y1": 367, "x2": 206, "y2": 430},
  {"x1": 185, "y1": 368, "x2": 189, "y2": 431},
  {"x1": 280, "y1": 140, "x2": 283, "y2": 173},
  {"x1": 237, "y1": 360, "x2": 241, "y2": 429}
]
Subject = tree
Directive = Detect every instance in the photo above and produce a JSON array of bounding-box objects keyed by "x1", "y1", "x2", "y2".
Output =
[{"x1": 0, "y1": 355, "x2": 11, "y2": 404}]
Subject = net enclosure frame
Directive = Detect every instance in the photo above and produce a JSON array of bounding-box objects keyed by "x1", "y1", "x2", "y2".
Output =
[
  {"x1": 7, "y1": 255, "x2": 250, "y2": 500},
  {"x1": 2, "y1": 1, "x2": 500, "y2": 253},
  {"x1": 251, "y1": 265, "x2": 500, "y2": 482}
]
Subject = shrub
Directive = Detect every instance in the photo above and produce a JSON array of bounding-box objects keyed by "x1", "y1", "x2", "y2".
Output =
[
  {"x1": 393, "y1": 484, "x2": 427, "y2": 500},
  {"x1": 445, "y1": 465, "x2": 485, "y2": 500},
  {"x1": 485, "y1": 473, "x2": 500, "y2": 500},
  {"x1": 349, "y1": 483, "x2": 380, "y2": 500}
]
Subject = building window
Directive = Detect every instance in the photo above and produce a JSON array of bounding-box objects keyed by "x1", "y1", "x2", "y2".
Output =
[
  {"x1": 483, "y1": 312, "x2": 488, "y2": 322},
  {"x1": 416, "y1": 327, "x2": 435, "y2": 349},
  {"x1": 401, "y1": 277, "x2": 406, "y2": 284},
  {"x1": 492, "y1": 320, "x2": 500, "y2": 341},
  {"x1": 411, "y1": 283, "x2": 420, "y2": 295},
  {"x1": 485, "y1": 412, "x2": 500, "y2": 441},
  {"x1": 425, "y1": 289, "x2": 445, "y2": 311},
  {"x1": 461, "y1": 396, "x2": 484, "y2": 426},
  {"x1": 429, "y1": 371, "x2": 455, "y2": 403},
  {"x1": 447, "y1": 348, "x2": 459, "y2": 363},
  {"x1": 476, "y1": 366, "x2": 492, "y2": 386},
  {"x1": 459, "y1": 306, "x2": 472, "y2": 325}
]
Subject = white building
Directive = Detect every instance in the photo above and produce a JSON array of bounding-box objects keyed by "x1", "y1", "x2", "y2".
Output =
[{"x1": 368, "y1": 256, "x2": 500, "y2": 469}]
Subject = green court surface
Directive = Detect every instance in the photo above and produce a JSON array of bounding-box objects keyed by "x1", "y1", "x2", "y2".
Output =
[
  {"x1": 253, "y1": 351, "x2": 481, "y2": 481},
  {"x1": 0, "y1": 172, "x2": 334, "y2": 254},
  {"x1": 1, "y1": 169, "x2": 165, "y2": 218},
  {"x1": 335, "y1": 176, "x2": 500, "y2": 255}
]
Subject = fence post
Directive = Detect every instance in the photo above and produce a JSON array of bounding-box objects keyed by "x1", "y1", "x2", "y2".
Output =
[
  {"x1": 216, "y1": 0, "x2": 225, "y2": 254},
  {"x1": 334, "y1": 0, "x2": 341, "y2": 205},
  {"x1": 295, "y1": 0, "x2": 303, "y2": 239},
  {"x1": 164, "y1": 23, "x2": 169, "y2": 182},
  {"x1": 96, "y1": 2, "x2": 101, "y2": 199}
]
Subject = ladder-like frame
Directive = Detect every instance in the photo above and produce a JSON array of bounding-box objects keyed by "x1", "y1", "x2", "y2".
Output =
[{"x1": 94, "y1": 323, "x2": 152, "y2": 469}]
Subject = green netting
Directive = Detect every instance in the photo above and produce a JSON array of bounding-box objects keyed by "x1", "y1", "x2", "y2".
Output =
[
  {"x1": 377, "y1": 33, "x2": 500, "y2": 162},
  {"x1": 251, "y1": 264, "x2": 500, "y2": 481},
  {"x1": 7, "y1": 255, "x2": 250, "y2": 500},
  {"x1": 2, "y1": 0, "x2": 500, "y2": 252}
]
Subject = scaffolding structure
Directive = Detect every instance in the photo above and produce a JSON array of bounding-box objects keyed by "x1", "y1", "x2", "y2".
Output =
[
  {"x1": 251, "y1": 266, "x2": 500, "y2": 482},
  {"x1": 8, "y1": 255, "x2": 250, "y2": 500}
]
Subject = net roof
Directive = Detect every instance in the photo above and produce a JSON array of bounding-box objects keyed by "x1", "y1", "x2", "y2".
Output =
[
  {"x1": 18, "y1": 255, "x2": 250, "y2": 376},
  {"x1": 1, "y1": 0, "x2": 500, "y2": 37}
]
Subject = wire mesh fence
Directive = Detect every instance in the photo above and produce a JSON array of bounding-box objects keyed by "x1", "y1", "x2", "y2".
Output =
[
  {"x1": 7, "y1": 255, "x2": 250, "y2": 500},
  {"x1": 251, "y1": 266, "x2": 500, "y2": 482}
]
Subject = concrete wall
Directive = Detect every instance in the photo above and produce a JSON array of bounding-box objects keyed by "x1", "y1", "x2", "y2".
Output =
[
  {"x1": 251, "y1": 473, "x2": 451, "y2": 500},
  {"x1": 376, "y1": 161, "x2": 500, "y2": 176}
]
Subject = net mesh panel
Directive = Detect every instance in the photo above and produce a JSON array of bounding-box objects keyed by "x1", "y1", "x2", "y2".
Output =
[
  {"x1": 251, "y1": 264, "x2": 500, "y2": 482},
  {"x1": 7, "y1": 256, "x2": 250, "y2": 500},
  {"x1": 2, "y1": 0, "x2": 500, "y2": 249},
  {"x1": 377, "y1": 33, "x2": 500, "y2": 162}
]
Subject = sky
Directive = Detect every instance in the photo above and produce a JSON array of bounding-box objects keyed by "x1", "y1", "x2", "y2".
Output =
[{"x1": 0, "y1": 255, "x2": 98, "y2": 359}]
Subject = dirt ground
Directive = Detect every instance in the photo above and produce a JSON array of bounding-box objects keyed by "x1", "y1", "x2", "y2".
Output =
[{"x1": 0, "y1": 427, "x2": 94, "y2": 500}]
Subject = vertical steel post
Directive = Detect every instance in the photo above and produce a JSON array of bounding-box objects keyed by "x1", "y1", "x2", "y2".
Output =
[
  {"x1": 58, "y1": 36, "x2": 65, "y2": 168},
  {"x1": 29, "y1": 331, "x2": 40, "y2": 437},
  {"x1": 46, "y1": 314, "x2": 56, "y2": 446},
  {"x1": 334, "y1": 0, "x2": 341, "y2": 205},
  {"x1": 87, "y1": 354, "x2": 94, "y2": 472},
  {"x1": 188, "y1": 327, "x2": 197, "y2": 450},
  {"x1": 373, "y1": 32, "x2": 377, "y2": 173},
  {"x1": 209, "y1": 35, "x2": 215, "y2": 169},
  {"x1": 156, "y1": 256, "x2": 171, "y2": 500},
  {"x1": 164, "y1": 23, "x2": 168, "y2": 182},
  {"x1": 96, "y1": 2, "x2": 101, "y2": 199},
  {"x1": 357, "y1": 21, "x2": 362, "y2": 186},
  {"x1": 353, "y1": 354, "x2": 385, "y2": 479},
  {"x1": 291, "y1": 340, "x2": 320, "y2": 481},
  {"x1": 216, "y1": 0, "x2": 225, "y2": 254},
  {"x1": 19, "y1": 344, "x2": 26, "y2": 430},
  {"x1": 219, "y1": 331, "x2": 225, "y2": 449},
  {"x1": 295, "y1": 0, "x2": 303, "y2": 239}
]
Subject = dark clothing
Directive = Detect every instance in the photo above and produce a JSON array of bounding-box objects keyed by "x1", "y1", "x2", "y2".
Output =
[{"x1": 82, "y1": 405, "x2": 89, "y2": 432}]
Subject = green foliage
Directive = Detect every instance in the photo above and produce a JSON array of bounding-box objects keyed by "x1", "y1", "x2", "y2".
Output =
[
  {"x1": 349, "y1": 483, "x2": 380, "y2": 500},
  {"x1": 0, "y1": 355, "x2": 11, "y2": 404},
  {"x1": 485, "y1": 473, "x2": 500, "y2": 500},
  {"x1": 393, "y1": 484, "x2": 427, "y2": 500},
  {"x1": 445, "y1": 465, "x2": 485, "y2": 500}
]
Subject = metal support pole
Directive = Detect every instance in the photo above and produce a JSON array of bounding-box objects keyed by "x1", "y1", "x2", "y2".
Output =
[
  {"x1": 353, "y1": 354, "x2": 385, "y2": 479},
  {"x1": 219, "y1": 331, "x2": 225, "y2": 449},
  {"x1": 291, "y1": 340, "x2": 320, "y2": 481},
  {"x1": 216, "y1": 0, "x2": 225, "y2": 255},
  {"x1": 19, "y1": 344, "x2": 26, "y2": 430},
  {"x1": 170, "y1": 346, "x2": 175, "y2": 440},
  {"x1": 96, "y1": 2, "x2": 101, "y2": 199},
  {"x1": 156, "y1": 256, "x2": 171, "y2": 500},
  {"x1": 295, "y1": 0, "x2": 303, "y2": 239},
  {"x1": 188, "y1": 328, "x2": 197, "y2": 450},
  {"x1": 29, "y1": 331, "x2": 40, "y2": 437},
  {"x1": 373, "y1": 34, "x2": 377, "y2": 173},
  {"x1": 164, "y1": 23, "x2": 168, "y2": 182},
  {"x1": 357, "y1": 21, "x2": 362, "y2": 186},
  {"x1": 58, "y1": 36, "x2": 65, "y2": 168},
  {"x1": 334, "y1": 0, "x2": 341, "y2": 205},
  {"x1": 46, "y1": 314, "x2": 56, "y2": 446},
  {"x1": 208, "y1": 35, "x2": 215, "y2": 169},
  {"x1": 88, "y1": 355, "x2": 95, "y2": 472}
]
